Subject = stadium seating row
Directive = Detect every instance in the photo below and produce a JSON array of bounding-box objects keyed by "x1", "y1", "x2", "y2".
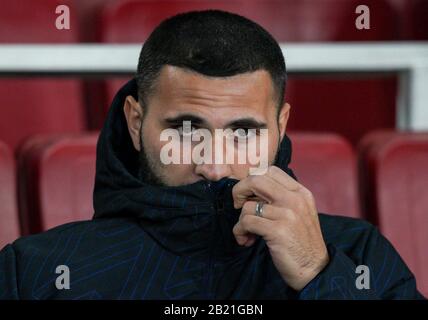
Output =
[
  {"x1": 0, "y1": 131, "x2": 426, "y2": 294},
  {"x1": 1, "y1": 0, "x2": 428, "y2": 154}
]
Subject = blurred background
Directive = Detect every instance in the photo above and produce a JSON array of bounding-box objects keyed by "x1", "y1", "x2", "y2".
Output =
[{"x1": 0, "y1": 0, "x2": 427, "y2": 295}]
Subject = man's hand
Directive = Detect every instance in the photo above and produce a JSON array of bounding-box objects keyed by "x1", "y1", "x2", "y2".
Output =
[{"x1": 232, "y1": 166, "x2": 329, "y2": 291}]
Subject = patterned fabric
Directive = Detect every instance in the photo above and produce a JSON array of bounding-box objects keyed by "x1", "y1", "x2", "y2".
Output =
[{"x1": 0, "y1": 79, "x2": 424, "y2": 300}]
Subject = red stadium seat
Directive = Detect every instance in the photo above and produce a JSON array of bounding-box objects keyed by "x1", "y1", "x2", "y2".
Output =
[
  {"x1": 0, "y1": 0, "x2": 86, "y2": 152},
  {"x1": 289, "y1": 132, "x2": 361, "y2": 218},
  {"x1": 0, "y1": 141, "x2": 20, "y2": 248},
  {"x1": 357, "y1": 130, "x2": 399, "y2": 225},
  {"x1": 95, "y1": 0, "x2": 399, "y2": 145},
  {"x1": 18, "y1": 133, "x2": 98, "y2": 235},
  {"x1": 358, "y1": 131, "x2": 428, "y2": 296},
  {"x1": 398, "y1": 0, "x2": 428, "y2": 40}
]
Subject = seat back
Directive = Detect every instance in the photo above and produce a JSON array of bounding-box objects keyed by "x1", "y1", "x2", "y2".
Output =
[
  {"x1": 18, "y1": 133, "x2": 98, "y2": 234},
  {"x1": 289, "y1": 132, "x2": 361, "y2": 218},
  {"x1": 358, "y1": 132, "x2": 428, "y2": 296}
]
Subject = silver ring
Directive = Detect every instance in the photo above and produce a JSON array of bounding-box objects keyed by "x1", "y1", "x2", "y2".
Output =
[{"x1": 255, "y1": 201, "x2": 265, "y2": 217}]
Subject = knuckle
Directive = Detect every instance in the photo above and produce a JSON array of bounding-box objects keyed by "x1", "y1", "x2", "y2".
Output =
[
  {"x1": 267, "y1": 166, "x2": 276, "y2": 176},
  {"x1": 300, "y1": 188, "x2": 317, "y2": 212},
  {"x1": 284, "y1": 208, "x2": 297, "y2": 221},
  {"x1": 307, "y1": 191, "x2": 315, "y2": 204},
  {"x1": 295, "y1": 200, "x2": 307, "y2": 213},
  {"x1": 302, "y1": 187, "x2": 315, "y2": 201},
  {"x1": 272, "y1": 223, "x2": 286, "y2": 238},
  {"x1": 232, "y1": 182, "x2": 243, "y2": 195},
  {"x1": 242, "y1": 201, "x2": 254, "y2": 214},
  {"x1": 231, "y1": 185, "x2": 238, "y2": 198},
  {"x1": 247, "y1": 174, "x2": 259, "y2": 185},
  {"x1": 241, "y1": 214, "x2": 252, "y2": 228},
  {"x1": 232, "y1": 223, "x2": 241, "y2": 235}
]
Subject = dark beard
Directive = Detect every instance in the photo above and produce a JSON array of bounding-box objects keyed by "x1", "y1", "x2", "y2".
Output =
[{"x1": 138, "y1": 138, "x2": 167, "y2": 187}]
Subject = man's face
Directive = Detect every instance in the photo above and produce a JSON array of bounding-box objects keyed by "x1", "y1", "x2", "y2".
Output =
[{"x1": 124, "y1": 65, "x2": 290, "y2": 186}]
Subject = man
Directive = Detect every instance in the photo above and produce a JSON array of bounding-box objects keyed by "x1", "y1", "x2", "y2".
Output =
[{"x1": 0, "y1": 10, "x2": 424, "y2": 299}]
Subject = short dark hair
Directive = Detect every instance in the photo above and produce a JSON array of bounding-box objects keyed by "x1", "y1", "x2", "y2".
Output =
[{"x1": 136, "y1": 10, "x2": 286, "y2": 111}]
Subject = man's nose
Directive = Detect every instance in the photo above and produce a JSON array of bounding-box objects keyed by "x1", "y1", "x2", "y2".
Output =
[
  {"x1": 194, "y1": 163, "x2": 232, "y2": 181},
  {"x1": 192, "y1": 132, "x2": 234, "y2": 181}
]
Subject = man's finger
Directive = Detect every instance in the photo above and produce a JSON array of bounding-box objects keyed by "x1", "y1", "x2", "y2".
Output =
[
  {"x1": 240, "y1": 201, "x2": 284, "y2": 221},
  {"x1": 265, "y1": 166, "x2": 301, "y2": 192},
  {"x1": 233, "y1": 214, "x2": 273, "y2": 242},
  {"x1": 233, "y1": 175, "x2": 303, "y2": 211},
  {"x1": 232, "y1": 174, "x2": 283, "y2": 209}
]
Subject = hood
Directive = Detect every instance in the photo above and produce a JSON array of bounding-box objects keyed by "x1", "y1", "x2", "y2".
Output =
[{"x1": 93, "y1": 78, "x2": 297, "y2": 259}]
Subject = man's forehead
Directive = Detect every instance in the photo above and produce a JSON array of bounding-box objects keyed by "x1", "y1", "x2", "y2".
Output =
[
  {"x1": 149, "y1": 65, "x2": 277, "y2": 118},
  {"x1": 156, "y1": 66, "x2": 274, "y2": 101}
]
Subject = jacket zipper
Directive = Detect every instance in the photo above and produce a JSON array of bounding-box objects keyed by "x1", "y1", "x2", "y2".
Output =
[{"x1": 204, "y1": 181, "x2": 226, "y2": 299}]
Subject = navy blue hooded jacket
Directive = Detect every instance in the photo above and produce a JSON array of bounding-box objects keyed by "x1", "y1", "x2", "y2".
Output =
[{"x1": 0, "y1": 79, "x2": 424, "y2": 300}]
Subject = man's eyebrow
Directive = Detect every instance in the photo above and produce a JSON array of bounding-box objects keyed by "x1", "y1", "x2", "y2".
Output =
[
  {"x1": 164, "y1": 114, "x2": 207, "y2": 126},
  {"x1": 225, "y1": 118, "x2": 267, "y2": 129},
  {"x1": 164, "y1": 114, "x2": 267, "y2": 128}
]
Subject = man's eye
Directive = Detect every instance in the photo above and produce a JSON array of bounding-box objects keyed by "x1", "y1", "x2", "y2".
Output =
[{"x1": 233, "y1": 128, "x2": 257, "y2": 139}]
